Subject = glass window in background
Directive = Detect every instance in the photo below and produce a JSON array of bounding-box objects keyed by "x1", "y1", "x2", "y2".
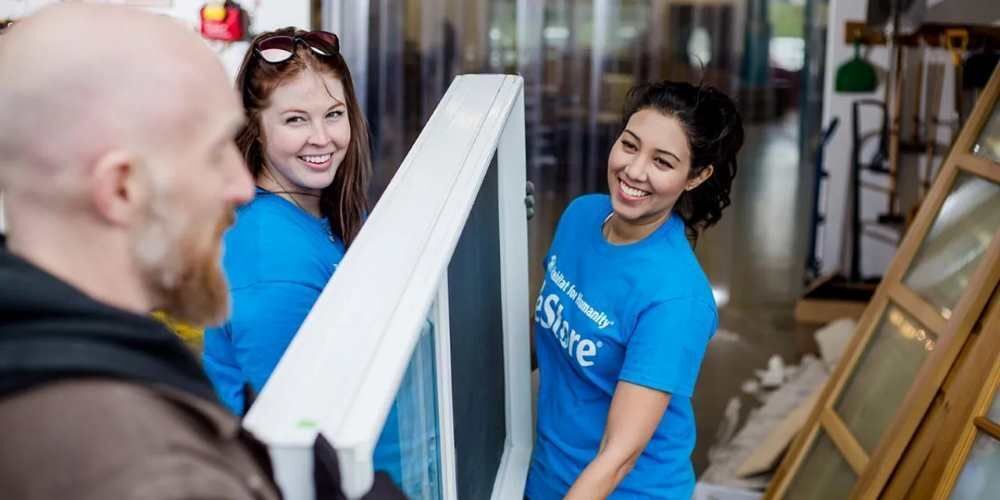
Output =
[
  {"x1": 947, "y1": 372, "x2": 1000, "y2": 499},
  {"x1": 782, "y1": 432, "x2": 856, "y2": 500},
  {"x1": 835, "y1": 306, "x2": 936, "y2": 452},
  {"x1": 902, "y1": 173, "x2": 1000, "y2": 318},
  {"x1": 973, "y1": 105, "x2": 1000, "y2": 163},
  {"x1": 951, "y1": 432, "x2": 1000, "y2": 498}
]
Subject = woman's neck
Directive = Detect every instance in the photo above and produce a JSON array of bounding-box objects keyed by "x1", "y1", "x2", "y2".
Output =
[
  {"x1": 257, "y1": 175, "x2": 322, "y2": 218},
  {"x1": 603, "y1": 211, "x2": 670, "y2": 244}
]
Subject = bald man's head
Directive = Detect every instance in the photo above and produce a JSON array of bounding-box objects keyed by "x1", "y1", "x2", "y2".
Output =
[
  {"x1": 0, "y1": 4, "x2": 254, "y2": 325},
  {"x1": 0, "y1": 4, "x2": 234, "y2": 189}
]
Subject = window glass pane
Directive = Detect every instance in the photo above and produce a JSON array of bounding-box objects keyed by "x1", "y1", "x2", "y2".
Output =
[
  {"x1": 972, "y1": 103, "x2": 1000, "y2": 163},
  {"x1": 950, "y1": 432, "x2": 1000, "y2": 499},
  {"x1": 394, "y1": 320, "x2": 443, "y2": 499},
  {"x1": 903, "y1": 173, "x2": 1000, "y2": 318},
  {"x1": 784, "y1": 432, "x2": 856, "y2": 500},
  {"x1": 447, "y1": 156, "x2": 507, "y2": 498},
  {"x1": 835, "y1": 306, "x2": 936, "y2": 452}
]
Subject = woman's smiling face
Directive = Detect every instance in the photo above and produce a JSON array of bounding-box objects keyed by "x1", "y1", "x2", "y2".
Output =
[
  {"x1": 607, "y1": 108, "x2": 695, "y2": 228},
  {"x1": 258, "y1": 69, "x2": 351, "y2": 195}
]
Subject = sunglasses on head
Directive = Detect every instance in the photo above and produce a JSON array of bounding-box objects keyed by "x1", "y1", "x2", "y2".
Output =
[{"x1": 254, "y1": 31, "x2": 340, "y2": 64}]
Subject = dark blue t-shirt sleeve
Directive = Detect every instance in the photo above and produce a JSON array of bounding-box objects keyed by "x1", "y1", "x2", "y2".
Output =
[
  {"x1": 229, "y1": 281, "x2": 323, "y2": 394},
  {"x1": 619, "y1": 298, "x2": 716, "y2": 398}
]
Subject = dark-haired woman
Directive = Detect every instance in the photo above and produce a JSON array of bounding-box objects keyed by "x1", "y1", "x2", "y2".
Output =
[
  {"x1": 525, "y1": 81, "x2": 744, "y2": 499},
  {"x1": 202, "y1": 28, "x2": 401, "y2": 483}
]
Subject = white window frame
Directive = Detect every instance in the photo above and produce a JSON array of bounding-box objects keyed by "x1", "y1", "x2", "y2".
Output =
[{"x1": 244, "y1": 74, "x2": 532, "y2": 500}]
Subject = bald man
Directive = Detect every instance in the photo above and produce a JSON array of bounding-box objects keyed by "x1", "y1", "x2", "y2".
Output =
[{"x1": 0, "y1": 5, "x2": 279, "y2": 499}]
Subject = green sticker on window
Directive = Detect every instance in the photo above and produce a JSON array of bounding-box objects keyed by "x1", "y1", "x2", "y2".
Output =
[{"x1": 296, "y1": 419, "x2": 318, "y2": 429}]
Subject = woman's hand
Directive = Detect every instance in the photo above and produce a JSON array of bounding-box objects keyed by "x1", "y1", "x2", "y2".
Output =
[{"x1": 564, "y1": 381, "x2": 671, "y2": 500}]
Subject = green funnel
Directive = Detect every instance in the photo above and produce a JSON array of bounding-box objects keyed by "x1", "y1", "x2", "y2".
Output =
[{"x1": 836, "y1": 42, "x2": 878, "y2": 93}]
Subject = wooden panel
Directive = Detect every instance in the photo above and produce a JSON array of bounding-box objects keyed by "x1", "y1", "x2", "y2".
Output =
[
  {"x1": 889, "y1": 282, "x2": 949, "y2": 335},
  {"x1": 855, "y1": 70, "x2": 1000, "y2": 499},
  {"x1": 892, "y1": 329, "x2": 984, "y2": 499},
  {"x1": 889, "y1": 297, "x2": 991, "y2": 498},
  {"x1": 765, "y1": 295, "x2": 892, "y2": 499},
  {"x1": 767, "y1": 63, "x2": 1000, "y2": 500},
  {"x1": 855, "y1": 234, "x2": 1000, "y2": 497},
  {"x1": 941, "y1": 330, "x2": 983, "y2": 394},
  {"x1": 854, "y1": 161, "x2": 1000, "y2": 495},
  {"x1": 881, "y1": 393, "x2": 948, "y2": 500},
  {"x1": 820, "y1": 409, "x2": 869, "y2": 475},
  {"x1": 960, "y1": 153, "x2": 1000, "y2": 181},
  {"x1": 930, "y1": 295, "x2": 1000, "y2": 499},
  {"x1": 871, "y1": 77, "x2": 1000, "y2": 498}
]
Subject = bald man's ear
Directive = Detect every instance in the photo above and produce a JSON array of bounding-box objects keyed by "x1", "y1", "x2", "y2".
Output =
[{"x1": 90, "y1": 150, "x2": 151, "y2": 226}]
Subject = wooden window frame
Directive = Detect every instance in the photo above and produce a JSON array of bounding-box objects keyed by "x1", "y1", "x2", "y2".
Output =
[{"x1": 768, "y1": 66, "x2": 1000, "y2": 499}]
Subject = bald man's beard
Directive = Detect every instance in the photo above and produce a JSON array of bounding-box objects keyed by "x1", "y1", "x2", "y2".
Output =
[{"x1": 132, "y1": 195, "x2": 234, "y2": 327}]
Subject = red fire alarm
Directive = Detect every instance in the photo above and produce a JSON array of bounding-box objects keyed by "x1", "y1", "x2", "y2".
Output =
[{"x1": 200, "y1": 1, "x2": 244, "y2": 42}]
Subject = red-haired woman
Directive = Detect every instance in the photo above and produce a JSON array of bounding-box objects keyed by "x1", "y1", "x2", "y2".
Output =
[{"x1": 202, "y1": 28, "x2": 401, "y2": 484}]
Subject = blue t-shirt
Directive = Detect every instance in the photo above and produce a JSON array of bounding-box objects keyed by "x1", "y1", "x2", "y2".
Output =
[
  {"x1": 525, "y1": 194, "x2": 717, "y2": 500},
  {"x1": 203, "y1": 189, "x2": 402, "y2": 484}
]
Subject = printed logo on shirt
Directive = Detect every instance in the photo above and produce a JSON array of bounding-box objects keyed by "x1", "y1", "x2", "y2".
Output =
[{"x1": 534, "y1": 256, "x2": 613, "y2": 367}]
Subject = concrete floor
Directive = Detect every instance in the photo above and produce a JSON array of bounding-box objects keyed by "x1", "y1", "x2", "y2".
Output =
[
  {"x1": 526, "y1": 111, "x2": 817, "y2": 477},
  {"x1": 690, "y1": 112, "x2": 817, "y2": 475}
]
